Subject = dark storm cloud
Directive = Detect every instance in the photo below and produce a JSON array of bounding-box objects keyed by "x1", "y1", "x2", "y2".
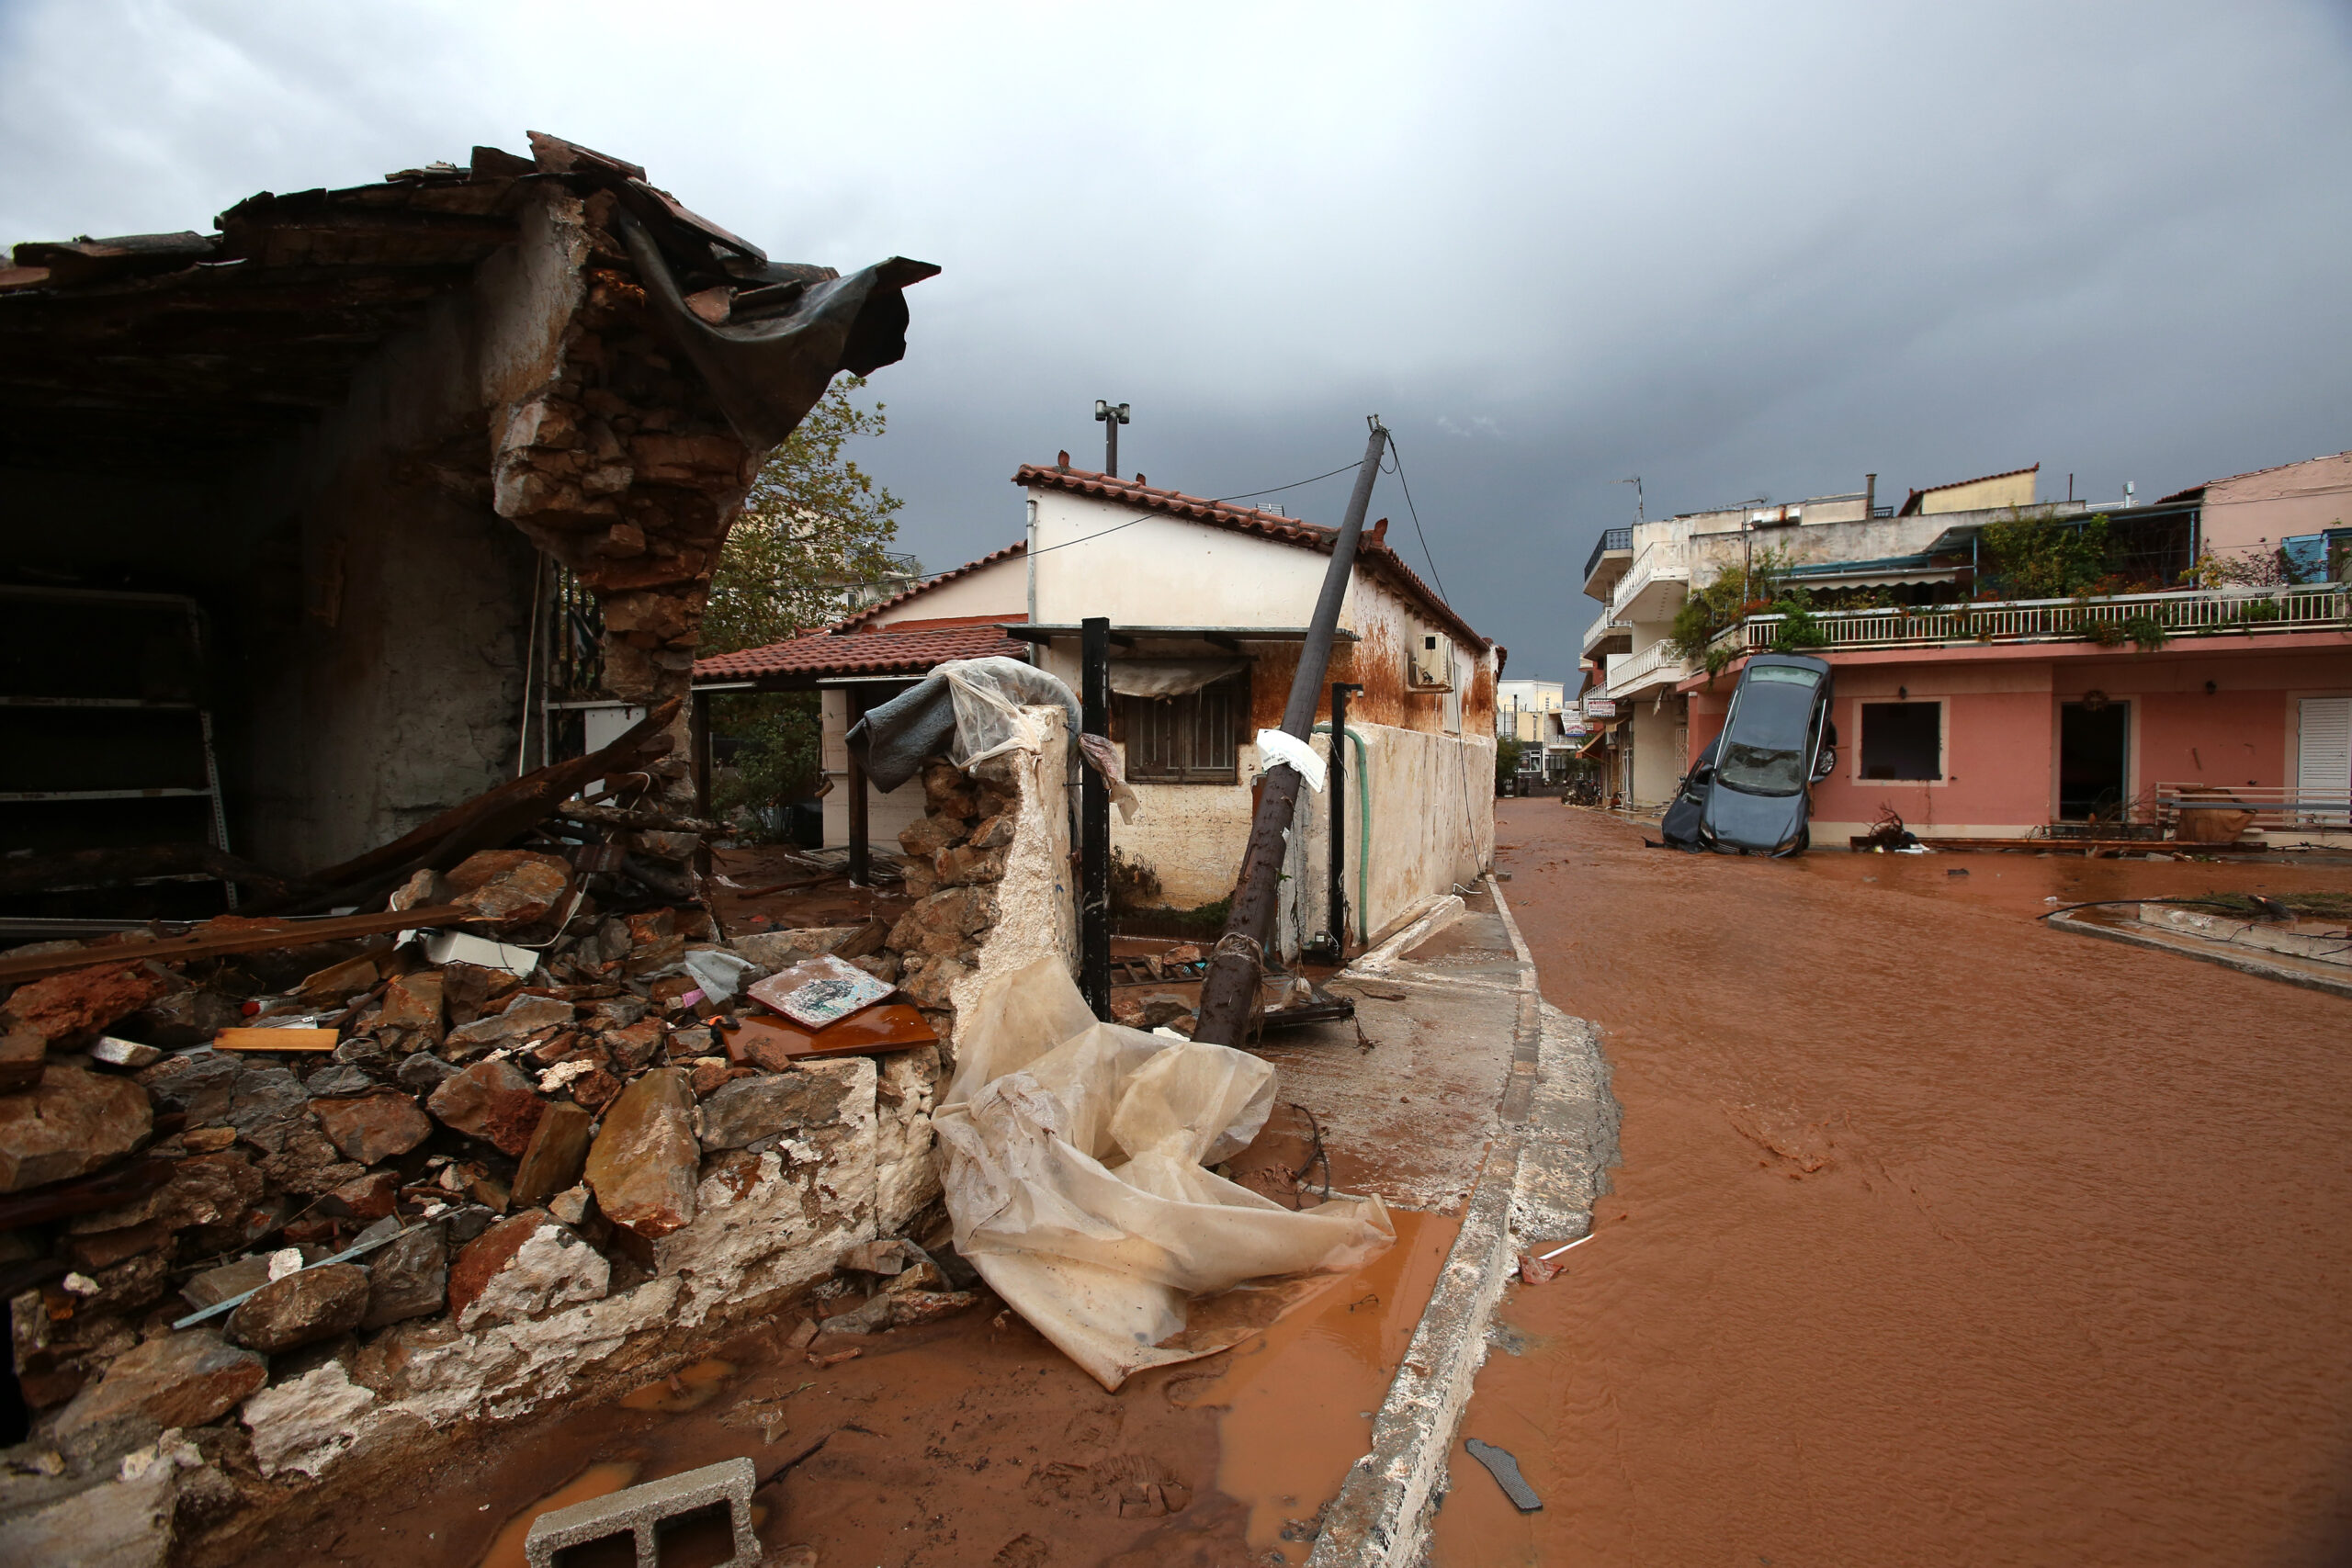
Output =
[{"x1": 6, "y1": 2, "x2": 2346, "y2": 671}]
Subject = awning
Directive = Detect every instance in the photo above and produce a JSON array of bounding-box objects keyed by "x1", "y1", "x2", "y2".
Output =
[{"x1": 1109, "y1": 658, "x2": 1248, "y2": 698}]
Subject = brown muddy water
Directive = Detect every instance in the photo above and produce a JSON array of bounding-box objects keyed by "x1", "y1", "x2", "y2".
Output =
[{"x1": 1436, "y1": 804, "x2": 2352, "y2": 1567}]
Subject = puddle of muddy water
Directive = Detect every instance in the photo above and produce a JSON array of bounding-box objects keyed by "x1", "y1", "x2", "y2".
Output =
[
  {"x1": 1193, "y1": 1207, "x2": 1461, "y2": 1564},
  {"x1": 475, "y1": 1460, "x2": 639, "y2": 1568},
  {"x1": 616, "y1": 1357, "x2": 738, "y2": 1413}
]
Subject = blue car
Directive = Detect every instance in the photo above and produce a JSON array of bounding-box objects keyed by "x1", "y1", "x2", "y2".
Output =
[{"x1": 1675, "y1": 653, "x2": 1837, "y2": 856}]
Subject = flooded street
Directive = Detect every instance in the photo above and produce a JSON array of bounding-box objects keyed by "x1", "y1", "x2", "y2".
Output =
[{"x1": 1435, "y1": 803, "x2": 2352, "y2": 1566}]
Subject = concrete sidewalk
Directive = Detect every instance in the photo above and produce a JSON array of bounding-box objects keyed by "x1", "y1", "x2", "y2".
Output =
[{"x1": 1278, "y1": 875, "x2": 1617, "y2": 1568}]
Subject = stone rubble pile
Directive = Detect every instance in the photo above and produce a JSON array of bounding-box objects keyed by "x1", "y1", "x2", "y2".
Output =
[{"x1": 0, "y1": 762, "x2": 1028, "y2": 1542}]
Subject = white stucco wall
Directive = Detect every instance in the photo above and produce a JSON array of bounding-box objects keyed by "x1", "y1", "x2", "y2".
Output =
[
  {"x1": 852, "y1": 551, "x2": 1026, "y2": 628},
  {"x1": 1031, "y1": 492, "x2": 1342, "y2": 627},
  {"x1": 819, "y1": 685, "x2": 932, "y2": 852}
]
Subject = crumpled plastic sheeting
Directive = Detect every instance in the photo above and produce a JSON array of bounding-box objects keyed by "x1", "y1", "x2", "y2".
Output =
[
  {"x1": 848, "y1": 657, "x2": 1079, "y2": 792},
  {"x1": 1253, "y1": 728, "x2": 1328, "y2": 794},
  {"x1": 934, "y1": 956, "x2": 1394, "y2": 1390}
]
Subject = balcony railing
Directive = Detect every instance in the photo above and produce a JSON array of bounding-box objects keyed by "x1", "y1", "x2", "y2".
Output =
[
  {"x1": 1609, "y1": 540, "x2": 1688, "y2": 622},
  {"x1": 1581, "y1": 615, "x2": 1631, "y2": 656},
  {"x1": 1582, "y1": 526, "x2": 1633, "y2": 583},
  {"x1": 1605, "y1": 639, "x2": 1692, "y2": 700},
  {"x1": 1711, "y1": 584, "x2": 2350, "y2": 656}
]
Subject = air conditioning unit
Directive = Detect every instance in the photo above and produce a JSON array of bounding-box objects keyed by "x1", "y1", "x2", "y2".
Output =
[{"x1": 1408, "y1": 630, "x2": 1455, "y2": 692}]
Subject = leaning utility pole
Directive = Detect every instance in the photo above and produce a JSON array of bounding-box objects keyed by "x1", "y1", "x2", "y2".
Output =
[{"x1": 1192, "y1": 417, "x2": 1388, "y2": 1047}]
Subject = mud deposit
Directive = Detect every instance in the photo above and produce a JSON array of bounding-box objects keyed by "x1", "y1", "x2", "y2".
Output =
[
  {"x1": 230, "y1": 1200, "x2": 1452, "y2": 1568},
  {"x1": 1437, "y1": 806, "x2": 2352, "y2": 1566}
]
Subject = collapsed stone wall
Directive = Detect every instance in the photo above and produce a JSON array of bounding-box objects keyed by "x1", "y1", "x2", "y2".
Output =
[
  {"x1": 489, "y1": 187, "x2": 763, "y2": 809},
  {"x1": 0, "y1": 717, "x2": 1077, "y2": 1562}
]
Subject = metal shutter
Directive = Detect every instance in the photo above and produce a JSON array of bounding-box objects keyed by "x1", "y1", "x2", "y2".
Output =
[{"x1": 2296, "y1": 697, "x2": 2351, "y2": 825}]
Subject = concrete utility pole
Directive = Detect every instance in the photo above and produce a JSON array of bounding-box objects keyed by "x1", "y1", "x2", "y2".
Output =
[
  {"x1": 1093, "y1": 399, "x2": 1130, "y2": 477},
  {"x1": 1193, "y1": 417, "x2": 1389, "y2": 1047}
]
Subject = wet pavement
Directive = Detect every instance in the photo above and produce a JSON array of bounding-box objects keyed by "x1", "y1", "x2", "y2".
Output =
[{"x1": 1434, "y1": 803, "x2": 2352, "y2": 1567}]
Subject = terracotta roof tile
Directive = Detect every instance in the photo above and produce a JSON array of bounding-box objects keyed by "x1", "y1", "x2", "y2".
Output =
[
  {"x1": 1012, "y1": 463, "x2": 1489, "y2": 651},
  {"x1": 694, "y1": 624, "x2": 1023, "y2": 682}
]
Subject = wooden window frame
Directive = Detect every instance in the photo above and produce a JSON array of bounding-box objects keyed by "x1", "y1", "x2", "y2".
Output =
[{"x1": 1118, "y1": 672, "x2": 1249, "y2": 784}]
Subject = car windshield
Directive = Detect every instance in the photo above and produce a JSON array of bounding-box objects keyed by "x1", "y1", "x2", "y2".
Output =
[{"x1": 1716, "y1": 669, "x2": 1819, "y2": 796}]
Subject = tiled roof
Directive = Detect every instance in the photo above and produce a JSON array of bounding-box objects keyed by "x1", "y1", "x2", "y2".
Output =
[
  {"x1": 1897, "y1": 462, "x2": 2041, "y2": 515},
  {"x1": 832, "y1": 541, "x2": 1025, "y2": 630},
  {"x1": 694, "y1": 624, "x2": 1023, "y2": 682},
  {"x1": 1012, "y1": 463, "x2": 1490, "y2": 651}
]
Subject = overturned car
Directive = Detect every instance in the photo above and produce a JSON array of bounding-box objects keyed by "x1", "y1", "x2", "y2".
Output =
[{"x1": 1660, "y1": 652, "x2": 1837, "y2": 857}]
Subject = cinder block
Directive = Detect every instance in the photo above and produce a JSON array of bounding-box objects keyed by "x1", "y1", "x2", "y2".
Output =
[{"x1": 523, "y1": 1456, "x2": 761, "y2": 1567}]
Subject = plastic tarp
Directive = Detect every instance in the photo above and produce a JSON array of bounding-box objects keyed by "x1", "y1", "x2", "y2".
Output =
[
  {"x1": 933, "y1": 955, "x2": 1394, "y2": 1390},
  {"x1": 1253, "y1": 728, "x2": 1328, "y2": 794},
  {"x1": 1108, "y1": 659, "x2": 1248, "y2": 699},
  {"x1": 846, "y1": 657, "x2": 1082, "y2": 792}
]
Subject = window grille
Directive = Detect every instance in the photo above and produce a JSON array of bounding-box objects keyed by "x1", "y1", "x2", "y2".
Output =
[{"x1": 1121, "y1": 673, "x2": 1248, "y2": 783}]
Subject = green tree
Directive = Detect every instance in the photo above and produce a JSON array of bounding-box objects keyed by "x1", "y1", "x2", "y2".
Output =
[
  {"x1": 702, "y1": 377, "x2": 910, "y2": 827},
  {"x1": 1978, "y1": 509, "x2": 2111, "y2": 599}
]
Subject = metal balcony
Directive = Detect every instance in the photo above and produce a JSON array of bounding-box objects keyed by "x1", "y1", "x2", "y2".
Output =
[{"x1": 1581, "y1": 526, "x2": 1634, "y2": 600}]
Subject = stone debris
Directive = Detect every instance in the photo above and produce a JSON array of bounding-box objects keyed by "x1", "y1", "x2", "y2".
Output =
[
  {"x1": 226, "y1": 1262, "x2": 371, "y2": 1352},
  {"x1": 0, "y1": 743, "x2": 1027, "y2": 1527}
]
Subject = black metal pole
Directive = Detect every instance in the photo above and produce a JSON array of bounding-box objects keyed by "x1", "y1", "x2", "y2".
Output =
[
  {"x1": 844, "y1": 687, "x2": 870, "y2": 887},
  {"x1": 1193, "y1": 420, "x2": 1387, "y2": 1046},
  {"x1": 1329, "y1": 681, "x2": 1360, "y2": 953},
  {"x1": 1105, "y1": 420, "x2": 1118, "y2": 479},
  {"x1": 1080, "y1": 616, "x2": 1112, "y2": 1019}
]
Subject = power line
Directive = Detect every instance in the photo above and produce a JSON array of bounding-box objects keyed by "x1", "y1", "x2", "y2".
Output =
[
  {"x1": 1377, "y1": 434, "x2": 1451, "y2": 601},
  {"x1": 1211, "y1": 458, "x2": 1364, "y2": 503}
]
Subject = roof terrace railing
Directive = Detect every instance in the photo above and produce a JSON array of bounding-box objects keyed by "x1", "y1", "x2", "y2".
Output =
[
  {"x1": 1711, "y1": 584, "x2": 2349, "y2": 656},
  {"x1": 1582, "y1": 526, "x2": 1633, "y2": 583}
]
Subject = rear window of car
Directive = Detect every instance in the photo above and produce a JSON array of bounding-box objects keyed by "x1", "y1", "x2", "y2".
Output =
[{"x1": 1747, "y1": 665, "x2": 1820, "y2": 686}]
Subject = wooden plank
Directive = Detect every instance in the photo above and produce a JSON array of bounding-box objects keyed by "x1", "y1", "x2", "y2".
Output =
[
  {"x1": 720, "y1": 1004, "x2": 936, "y2": 1071},
  {"x1": 0, "y1": 905, "x2": 472, "y2": 985},
  {"x1": 212, "y1": 1027, "x2": 339, "y2": 1052}
]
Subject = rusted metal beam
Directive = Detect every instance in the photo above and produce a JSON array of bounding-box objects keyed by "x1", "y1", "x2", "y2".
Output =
[
  {"x1": 0, "y1": 905, "x2": 473, "y2": 986},
  {"x1": 1193, "y1": 420, "x2": 1388, "y2": 1047}
]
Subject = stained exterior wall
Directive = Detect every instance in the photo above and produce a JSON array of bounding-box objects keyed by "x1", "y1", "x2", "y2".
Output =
[
  {"x1": 2197, "y1": 451, "x2": 2352, "y2": 556},
  {"x1": 1685, "y1": 638, "x2": 2352, "y2": 840}
]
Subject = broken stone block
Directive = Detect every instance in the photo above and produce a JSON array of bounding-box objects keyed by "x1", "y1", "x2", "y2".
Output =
[
  {"x1": 88, "y1": 1036, "x2": 164, "y2": 1070},
  {"x1": 698, "y1": 1072, "x2": 855, "y2": 1151},
  {"x1": 570, "y1": 1067, "x2": 623, "y2": 1111},
  {"x1": 933, "y1": 842, "x2": 1008, "y2": 887},
  {"x1": 310, "y1": 1093, "x2": 432, "y2": 1166},
  {"x1": 967, "y1": 812, "x2": 1017, "y2": 851},
  {"x1": 387, "y1": 867, "x2": 450, "y2": 911},
  {"x1": 297, "y1": 953, "x2": 379, "y2": 1006},
  {"x1": 666, "y1": 1025, "x2": 716, "y2": 1059},
  {"x1": 0, "y1": 962, "x2": 179, "y2": 1049},
  {"x1": 454, "y1": 1217, "x2": 609, "y2": 1331},
  {"x1": 726, "y1": 927, "x2": 860, "y2": 971},
  {"x1": 440, "y1": 962, "x2": 522, "y2": 1027},
  {"x1": 897, "y1": 814, "x2": 967, "y2": 858},
  {"x1": 378, "y1": 971, "x2": 444, "y2": 1043},
  {"x1": 583, "y1": 1068, "x2": 700, "y2": 1239},
  {"x1": 358, "y1": 1224, "x2": 447, "y2": 1329},
  {"x1": 393, "y1": 1052, "x2": 458, "y2": 1095},
  {"x1": 688, "y1": 1058, "x2": 736, "y2": 1098},
  {"x1": 324, "y1": 1169, "x2": 400, "y2": 1222},
  {"x1": 73, "y1": 1149, "x2": 265, "y2": 1241},
  {"x1": 65, "y1": 1219, "x2": 170, "y2": 1271},
  {"x1": 548, "y1": 1185, "x2": 593, "y2": 1226},
  {"x1": 888, "y1": 886, "x2": 995, "y2": 959},
  {"x1": 241, "y1": 1359, "x2": 379, "y2": 1479},
  {"x1": 51, "y1": 1327, "x2": 266, "y2": 1440},
  {"x1": 605, "y1": 1018, "x2": 665, "y2": 1074},
  {"x1": 0, "y1": 1027, "x2": 40, "y2": 1091},
  {"x1": 876, "y1": 1045, "x2": 943, "y2": 1234},
  {"x1": 511, "y1": 1100, "x2": 594, "y2": 1209},
  {"x1": 227, "y1": 1263, "x2": 369, "y2": 1353},
  {"x1": 442, "y1": 994, "x2": 575, "y2": 1056},
  {"x1": 125, "y1": 985, "x2": 242, "y2": 1048},
  {"x1": 223, "y1": 1063, "x2": 309, "y2": 1153},
  {"x1": 590, "y1": 995, "x2": 652, "y2": 1029},
  {"x1": 137, "y1": 1049, "x2": 237, "y2": 1122},
  {"x1": 425, "y1": 1057, "x2": 535, "y2": 1138},
  {"x1": 300, "y1": 1063, "x2": 377, "y2": 1098},
  {"x1": 1110, "y1": 994, "x2": 1146, "y2": 1028},
  {"x1": 898, "y1": 954, "x2": 969, "y2": 1010},
  {"x1": 921, "y1": 760, "x2": 977, "y2": 818},
  {"x1": 181, "y1": 1255, "x2": 273, "y2": 1313},
  {"x1": 446, "y1": 850, "x2": 573, "y2": 929},
  {"x1": 482, "y1": 1088, "x2": 548, "y2": 1158},
  {"x1": 0, "y1": 1064, "x2": 153, "y2": 1192}
]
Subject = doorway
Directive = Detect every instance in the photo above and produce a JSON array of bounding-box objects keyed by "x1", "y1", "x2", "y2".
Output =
[{"x1": 2060, "y1": 700, "x2": 2129, "y2": 820}]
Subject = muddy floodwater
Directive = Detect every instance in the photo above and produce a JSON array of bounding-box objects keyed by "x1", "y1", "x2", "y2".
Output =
[{"x1": 1437, "y1": 804, "x2": 2352, "y2": 1567}]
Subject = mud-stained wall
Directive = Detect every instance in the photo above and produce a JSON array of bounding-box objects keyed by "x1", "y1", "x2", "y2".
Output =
[{"x1": 1292, "y1": 720, "x2": 1497, "y2": 946}]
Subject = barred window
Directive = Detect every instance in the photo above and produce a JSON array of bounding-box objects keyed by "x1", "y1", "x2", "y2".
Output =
[{"x1": 1120, "y1": 673, "x2": 1248, "y2": 783}]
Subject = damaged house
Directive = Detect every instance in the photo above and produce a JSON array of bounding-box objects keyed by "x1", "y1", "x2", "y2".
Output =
[
  {"x1": 0, "y1": 133, "x2": 1006, "y2": 1560},
  {"x1": 695, "y1": 461, "x2": 1501, "y2": 953}
]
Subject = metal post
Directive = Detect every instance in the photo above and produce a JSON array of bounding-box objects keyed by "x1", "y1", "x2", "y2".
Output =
[
  {"x1": 1329, "y1": 681, "x2": 1360, "y2": 953},
  {"x1": 1080, "y1": 616, "x2": 1112, "y2": 1019},
  {"x1": 1193, "y1": 419, "x2": 1388, "y2": 1046},
  {"x1": 1093, "y1": 400, "x2": 1130, "y2": 478},
  {"x1": 844, "y1": 688, "x2": 870, "y2": 887}
]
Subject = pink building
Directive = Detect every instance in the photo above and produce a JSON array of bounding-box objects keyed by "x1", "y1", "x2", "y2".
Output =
[{"x1": 1675, "y1": 453, "x2": 2352, "y2": 844}]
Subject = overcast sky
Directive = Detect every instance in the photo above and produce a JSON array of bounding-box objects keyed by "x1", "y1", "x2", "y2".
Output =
[{"x1": 6, "y1": 1, "x2": 2347, "y2": 672}]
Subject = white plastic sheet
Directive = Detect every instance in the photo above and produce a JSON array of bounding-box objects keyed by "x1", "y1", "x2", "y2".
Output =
[
  {"x1": 1253, "y1": 728, "x2": 1328, "y2": 793},
  {"x1": 934, "y1": 955, "x2": 1393, "y2": 1390}
]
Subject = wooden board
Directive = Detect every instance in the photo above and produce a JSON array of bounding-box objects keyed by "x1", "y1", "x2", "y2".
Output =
[
  {"x1": 211, "y1": 1027, "x2": 340, "y2": 1052},
  {"x1": 0, "y1": 905, "x2": 474, "y2": 985},
  {"x1": 721, "y1": 1004, "x2": 936, "y2": 1071}
]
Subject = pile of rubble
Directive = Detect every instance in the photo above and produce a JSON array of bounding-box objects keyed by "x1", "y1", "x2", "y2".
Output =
[{"x1": 0, "y1": 767, "x2": 1034, "y2": 1552}]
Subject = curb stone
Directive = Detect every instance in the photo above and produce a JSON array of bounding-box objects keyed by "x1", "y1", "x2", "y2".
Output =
[{"x1": 1306, "y1": 873, "x2": 1618, "y2": 1568}]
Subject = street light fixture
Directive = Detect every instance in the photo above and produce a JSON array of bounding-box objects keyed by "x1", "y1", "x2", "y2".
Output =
[{"x1": 1093, "y1": 399, "x2": 1130, "y2": 477}]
